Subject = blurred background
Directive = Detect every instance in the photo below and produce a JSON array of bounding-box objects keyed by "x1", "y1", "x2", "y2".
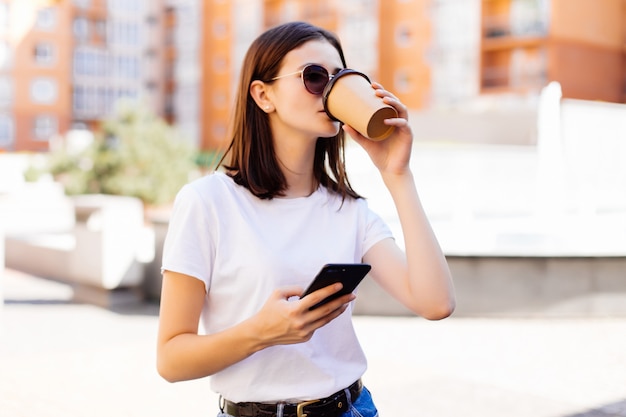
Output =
[{"x1": 0, "y1": 0, "x2": 625, "y2": 416}]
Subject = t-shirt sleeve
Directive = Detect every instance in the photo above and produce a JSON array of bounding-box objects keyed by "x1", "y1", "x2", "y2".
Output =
[
  {"x1": 360, "y1": 199, "x2": 394, "y2": 255},
  {"x1": 161, "y1": 184, "x2": 215, "y2": 292}
]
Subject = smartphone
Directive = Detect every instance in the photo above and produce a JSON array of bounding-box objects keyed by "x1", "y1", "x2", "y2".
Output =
[{"x1": 302, "y1": 263, "x2": 371, "y2": 310}]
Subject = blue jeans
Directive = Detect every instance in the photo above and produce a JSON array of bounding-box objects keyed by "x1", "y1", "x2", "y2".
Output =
[
  {"x1": 339, "y1": 386, "x2": 378, "y2": 417},
  {"x1": 217, "y1": 386, "x2": 378, "y2": 417}
]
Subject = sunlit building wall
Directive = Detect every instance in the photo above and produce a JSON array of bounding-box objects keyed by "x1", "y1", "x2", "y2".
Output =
[
  {"x1": 196, "y1": 0, "x2": 369, "y2": 150},
  {"x1": 378, "y1": 0, "x2": 432, "y2": 109},
  {"x1": 72, "y1": 0, "x2": 166, "y2": 126},
  {"x1": 2, "y1": 0, "x2": 623, "y2": 152},
  {"x1": 429, "y1": 0, "x2": 482, "y2": 108},
  {"x1": 166, "y1": 0, "x2": 202, "y2": 147},
  {"x1": 262, "y1": 0, "x2": 378, "y2": 83},
  {"x1": 334, "y1": 0, "x2": 378, "y2": 81},
  {"x1": 0, "y1": 1, "x2": 73, "y2": 152},
  {"x1": 264, "y1": 0, "x2": 338, "y2": 31},
  {"x1": 480, "y1": 0, "x2": 626, "y2": 103},
  {"x1": 0, "y1": 0, "x2": 167, "y2": 152}
]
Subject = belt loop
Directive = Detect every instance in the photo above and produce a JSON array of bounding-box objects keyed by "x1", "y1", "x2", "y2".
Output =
[
  {"x1": 344, "y1": 386, "x2": 353, "y2": 407},
  {"x1": 277, "y1": 402, "x2": 284, "y2": 417},
  {"x1": 219, "y1": 395, "x2": 225, "y2": 413}
]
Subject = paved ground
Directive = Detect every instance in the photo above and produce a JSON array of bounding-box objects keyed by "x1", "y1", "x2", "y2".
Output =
[{"x1": 2, "y1": 268, "x2": 626, "y2": 417}]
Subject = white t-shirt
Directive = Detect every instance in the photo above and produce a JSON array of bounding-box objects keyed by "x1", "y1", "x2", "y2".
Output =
[{"x1": 162, "y1": 171, "x2": 393, "y2": 403}]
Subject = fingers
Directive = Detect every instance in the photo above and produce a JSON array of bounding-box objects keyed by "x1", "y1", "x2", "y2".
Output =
[
  {"x1": 371, "y1": 82, "x2": 408, "y2": 120},
  {"x1": 298, "y1": 283, "x2": 355, "y2": 327},
  {"x1": 308, "y1": 302, "x2": 350, "y2": 329},
  {"x1": 257, "y1": 284, "x2": 355, "y2": 347},
  {"x1": 299, "y1": 282, "x2": 352, "y2": 311}
]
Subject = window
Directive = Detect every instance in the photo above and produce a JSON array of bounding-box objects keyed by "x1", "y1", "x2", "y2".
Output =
[
  {"x1": 33, "y1": 115, "x2": 58, "y2": 141},
  {"x1": 30, "y1": 78, "x2": 58, "y2": 104},
  {"x1": 109, "y1": 22, "x2": 141, "y2": 46},
  {"x1": 76, "y1": 86, "x2": 95, "y2": 114},
  {"x1": 97, "y1": 87, "x2": 107, "y2": 114},
  {"x1": 0, "y1": 114, "x2": 14, "y2": 148},
  {"x1": 0, "y1": 41, "x2": 11, "y2": 69},
  {"x1": 74, "y1": 84, "x2": 110, "y2": 117},
  {"x1": 73, "y1": 0, "x2": 92, "y2": 8},
  {"x1": 395, "y1": 25, "x2": 412, "y2": 47},
  {"x1": 34, "y1": 43, "x2": 55, "y2": 65},
  {"x1": 0, "y1": 3, "x2": 9, "y2": 31},
  {"x1": 108, "y1": 0, "x2": 142, "y2": 13},
  {"x1": 510, "y1": 0, "x2": 549, "y2": 36},
  {"x1": 115, "y1": 55, "x2": 140, "y2": 79},
  {"x1": 0, "y1": 77, "x2": 12, "y2": 107},
  {"x1": 213, "y1": 56, "x2": 227, "y2": 73},
  {"x1": 73, "y1": 17, "x2": 89, "y2": 41},
  {"x1": 146, "y1": 15, "x2": 158, "y2": 26},
  {"x1": 74, "y1": 48, "x2": 107, "y2": 77},
  {"x1": 73, "y1": 85, "x2": 85, "y2": 112},
  {"x1": 213, "y1": 20, "x2": 227, "y2": 38},
  {"x1": 106, "y1": 88, "x2": 116, "y2": 114},
  {"x1": 97, "y1": 50, "x2": 108, "y2": 77},
  {"x1": 394, "y1": 70, "x2": 412, "y2": 94},
  {"x1": 73, "y1": 49, "x2": 86, "y2": 75},
  {"x1": 36, "y1": 8, "x2": 57, "y2": 30}
]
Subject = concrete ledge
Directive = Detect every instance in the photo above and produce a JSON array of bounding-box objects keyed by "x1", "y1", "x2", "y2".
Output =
[
  {"x1": 71, "y1": 283, "x2": 143, "y2": 308},
  {"x1": 354, "y1": 256, "x2": 626, "y2": 318},
  {"x1": 5, "y1": 194, "x2": 152, "y2": 307},
  {"x1": 449, "y1": 256, "x2": 626, "y2": 317},
  {"x1": 5, "y1": 234, "x2": 73, "y2": 278}
]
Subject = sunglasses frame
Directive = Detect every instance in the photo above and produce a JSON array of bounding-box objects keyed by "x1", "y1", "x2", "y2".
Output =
[{"x1": 268, "y1": 64, "x2": 339, "y2": 95}]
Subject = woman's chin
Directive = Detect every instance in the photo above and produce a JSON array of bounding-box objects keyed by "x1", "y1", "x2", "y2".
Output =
[{"x1": 319, "y1": 123, "x2": 341, "y2": 138}]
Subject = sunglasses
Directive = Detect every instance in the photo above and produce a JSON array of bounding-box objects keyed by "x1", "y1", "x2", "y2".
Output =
[{"x1": 268, "y1": 64, "x2": 341, "y2": 95}]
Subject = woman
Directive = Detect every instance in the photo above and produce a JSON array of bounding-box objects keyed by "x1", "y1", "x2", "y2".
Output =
[{"x1": 157, "y1": 21, "x2": 455, "y2": 417}]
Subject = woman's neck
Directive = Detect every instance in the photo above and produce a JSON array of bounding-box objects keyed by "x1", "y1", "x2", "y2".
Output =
[{"x1": 274, "y1": 137, "x2": 317, "y2": 198}]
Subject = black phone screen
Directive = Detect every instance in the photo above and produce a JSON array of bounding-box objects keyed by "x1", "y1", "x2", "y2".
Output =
[{"x1": 302, "y1": 263, "x2": 371, "y2": 310}]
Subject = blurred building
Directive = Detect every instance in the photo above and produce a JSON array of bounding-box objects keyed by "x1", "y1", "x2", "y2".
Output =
[
  {"x1": 429, "y1": 0, "x2": 482, "y2": 108},
  {"x1": 0, "y1": 0, "x2": 72, "y2": 152},
  {"x1": 0, "y1": 0, "x2": 166, "y2": 152},
  {"x1": 166, "y1": 0, "x2": 379, "y2": 150},
  {"x1": 1, "y1": 0, "x2": 624, "y2": 152},
  {"x1": 163, "y1": 0, "x2": 201, "y2": 146},
  {"x1": 480, "y1": 0, "x2": 626, "y2": 103}
]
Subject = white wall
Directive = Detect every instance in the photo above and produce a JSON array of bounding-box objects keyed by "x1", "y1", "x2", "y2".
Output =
[{"x1": 560, "y1": 99, "x2": 626, "y2": 214}]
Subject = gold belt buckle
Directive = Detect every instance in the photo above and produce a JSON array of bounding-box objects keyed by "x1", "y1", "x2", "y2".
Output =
[{"x1": 296, "y1": 399, "x2": 320, "y2": 417}]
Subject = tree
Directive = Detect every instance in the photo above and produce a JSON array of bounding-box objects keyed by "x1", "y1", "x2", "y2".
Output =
[{"x1": 48, "y1": 100, "x2": 197, "y2": 207}]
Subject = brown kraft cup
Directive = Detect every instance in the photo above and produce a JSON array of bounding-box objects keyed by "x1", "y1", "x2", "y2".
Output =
[{"x1": 323, "y1": 69, "x2": 398, "y2": 141}]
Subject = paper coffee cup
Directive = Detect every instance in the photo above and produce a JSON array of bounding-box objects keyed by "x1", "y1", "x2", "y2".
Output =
[{"x1": 323, "y1": 70, "x2": 397, "y2": 141}]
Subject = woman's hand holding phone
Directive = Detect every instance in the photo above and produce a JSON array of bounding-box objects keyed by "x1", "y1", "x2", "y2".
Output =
[
  {"x1": 248, "y1": 283, "x2": 354, "y2": 349},
  {"x1": 247, "y1": 264, "x2": 369, "y2": 348}
]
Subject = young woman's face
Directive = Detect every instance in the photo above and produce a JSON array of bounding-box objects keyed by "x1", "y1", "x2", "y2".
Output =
[{"x1": 267, "y1": 39, "x2": 344, "y2": 142}]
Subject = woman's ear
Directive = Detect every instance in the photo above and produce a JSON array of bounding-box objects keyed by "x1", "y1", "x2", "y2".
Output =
[{"x1": 250, "y1": 80, "x2": 274, "y2": 113}]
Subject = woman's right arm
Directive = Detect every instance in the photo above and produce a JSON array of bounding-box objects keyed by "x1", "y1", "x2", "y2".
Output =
[{"x1": 156, "y1": 270, "x2": 354, "y2": 382}]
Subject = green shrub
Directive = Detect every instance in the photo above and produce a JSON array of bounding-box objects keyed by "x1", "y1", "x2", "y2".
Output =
[{"x1": 48, "y1": 100, "x2": 198, "y2": 206}]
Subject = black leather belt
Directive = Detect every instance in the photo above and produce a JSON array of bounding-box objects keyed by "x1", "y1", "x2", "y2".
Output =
[{"x1": 222, "y1": 379, "x2": 362, "y2": 417}]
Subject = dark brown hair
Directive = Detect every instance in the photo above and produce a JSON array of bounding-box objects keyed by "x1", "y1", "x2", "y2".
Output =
[{"x1": 219, "y1": 21, "x2": 361, "y2": 201}]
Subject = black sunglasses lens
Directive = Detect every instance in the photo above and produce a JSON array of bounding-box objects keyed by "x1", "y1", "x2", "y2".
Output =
[{"x1": 303, "y1": 65, "x2": 329, "y2": 94}]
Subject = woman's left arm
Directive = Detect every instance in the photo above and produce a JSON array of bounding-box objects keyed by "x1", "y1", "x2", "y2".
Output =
[{"x1": 344, "y1": 82, "x2": 456, "y2": 320}]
